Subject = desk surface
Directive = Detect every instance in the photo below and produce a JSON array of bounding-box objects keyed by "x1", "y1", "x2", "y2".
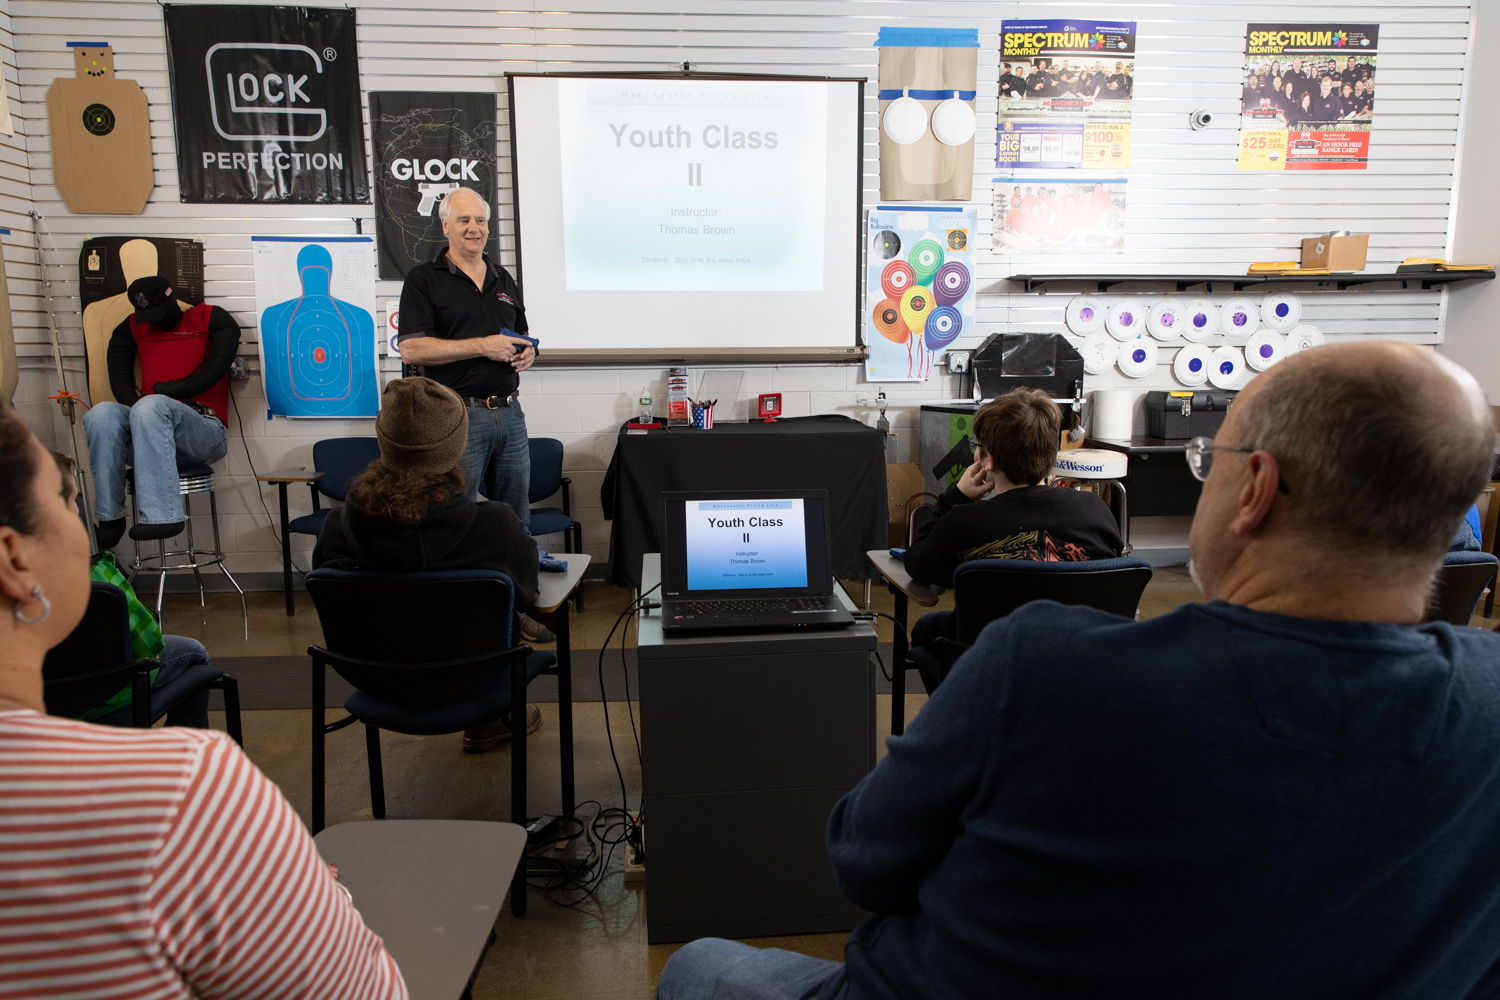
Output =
[
  {"x1": 535, "y1": 553, "x2": 589, "y2": 613},
  {"x1": 314, "y1": 820, "x2": 525, "y2": 1000},
  {"x1": 1086, "y1": 436, "x2": 1193, "y2": 456},
  {"x1": 257, "y1": 467, "x2": 326, "y2": 483},
  {"x1": 865, "y1": 550, "x2": 943, "y2": 607}
]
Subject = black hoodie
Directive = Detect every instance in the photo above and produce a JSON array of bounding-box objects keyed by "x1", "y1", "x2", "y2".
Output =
[{"x1": 312, "y1": 493, "x2": 539, "y2": 607}]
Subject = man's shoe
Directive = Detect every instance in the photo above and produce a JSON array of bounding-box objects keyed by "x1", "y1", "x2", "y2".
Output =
[
  {"x1": 519, "y1": 613, "x2": 555, "y2": 644},
  {"x1": 95, "y1": 518, "x2": 127, "y2": 550},
  {"x1": 128, "y1": 520, "x2": 186, "y2": 541},
  {"x1": 462, "y1": 704, "x2": 543, "y2": 753}
]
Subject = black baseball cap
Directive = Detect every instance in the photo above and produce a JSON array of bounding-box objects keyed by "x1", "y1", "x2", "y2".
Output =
[{"x1": 127, "y1": 275, "x2": 177, "y2": 324}]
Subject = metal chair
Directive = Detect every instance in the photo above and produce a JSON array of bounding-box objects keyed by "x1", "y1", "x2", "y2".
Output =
[
  {"x1": 43, "y1": 581, "x2": 243, "y2": 742},
  {"x1": 527, "y1": 436, "x2": 584, "y2": 609},
  {"x1": 305, "y1": 568, "x2": 575, "y2": 917},
  {"x1": 906, "y1": 556, "x2": 1155, "y2": 692},
  {"x1": 1427, "y1": 551, "x2": 1500, "y2": 626},
  {"x1": 287, "y1": 436, "x2": 382, "y2": 542}
]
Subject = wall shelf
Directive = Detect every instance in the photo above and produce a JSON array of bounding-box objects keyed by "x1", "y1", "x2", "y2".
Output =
[{"x1": 1008, "y1": 271, "x2": 1496, "y2": 294}]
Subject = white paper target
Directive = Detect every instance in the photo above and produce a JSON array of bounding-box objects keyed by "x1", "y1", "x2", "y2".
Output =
[
  {"x1": 1116, "y1": 336, "x2": 1159, "y2": 378},
  {"x1": 1260, "y1": 291, "x2": 1302, "y2": 332},
  {"x1": 1173, "y1": 343, "x2": 1212, "y2": 386},
  {"x1": 1219, "y1": 297, "x2": 1259, "y2": 341},
  {"x1": 1106, "y1": 297, "x2": 1148, "y2": 342},
  {"x1": 1065, "y1": 293, "x2": 1107, "y2": 336},
  {"x1": 1147, "y1": 298, "x2": 1184, "y2": 341},
  {"x1": 1244, "y1": 329, "x2": 1286, "y2": 371},
  {"x1": 1080, "y1": 332, "x2": 1118, "y2": 375},
  {"x1": 1182, "y1": 298, "x2": 1217, "y2": 343},
  {"x1": 1286, "y1": 324, "x2": 1325, "y2": 354},
  {"x1": 882, "y1": 94, "x2": 927, "y2": 144},
  {"x1": 1208, "y1": 346, "x2": 1245, "y2": 388}
]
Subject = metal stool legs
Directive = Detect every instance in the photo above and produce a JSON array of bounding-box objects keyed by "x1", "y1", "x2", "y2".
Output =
[{"x1": 129, "y1": 470, "x2": 248, "y2": 638}]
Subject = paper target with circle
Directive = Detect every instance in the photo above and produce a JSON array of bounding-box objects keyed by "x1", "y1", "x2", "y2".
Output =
[
  {"x1": 1116, "y1": 336, "x2": 1158, "y2": 378},
  {"x1": 1245, "y1": 329, "x2": 1286, "y2": 371},
  {"x1": 1080, "y1": 332, "x2": 1118, "y2": 375},
  {"x1": 1182, "y1": 298, "x2": 1217, "y2": 343},
  {"x1": 1147, "y1": 298, "x2": 1184, "y2": 341},
  {"x1": 909, "y1": 240, "x2": 945, "y2": 286},
  {"x1": 1260, "y1": 291, "x2": 1302, "y2": 332},
  {"x1": 1286, "y1": 324, "x2": 1325, "y2": 354},
  {"x1": 1174, "y1": 343, "x2": 1212, "y2": 386},
  {"x1": 1219, "y1": 297, "x2": 1259, "y2": 340},
  {"x1": 865, "y1": 208, "x2": 975, "y2": 381},
  {"x1": 925, "y1": 305, "x2": 963, "y2": 350},
  {"x1": 872, "y1": 298, "x2": 910, "y2": 343},
  {"x1": 253, "y1": 236, "x2": 379, "y2": 417},
  {"x1": 1066, "y1": 294, "x2": 1107, "y2": 336},
  {"x1": 1208, "y1": 346, "x2": 1245, "y2": 389},
  {"x1": 1106, "y1": 297, "x2": 1148, "y2": 342},
  {"x1": 933, "y1": 260, "x2": 970, "y2": 305}
]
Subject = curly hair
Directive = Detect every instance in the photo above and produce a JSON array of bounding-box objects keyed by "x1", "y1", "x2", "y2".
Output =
[{"x1": 345, "y1": 460, "x2": 466, "y2": 527}]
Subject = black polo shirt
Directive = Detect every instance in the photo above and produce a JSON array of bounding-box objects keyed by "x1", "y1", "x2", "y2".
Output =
[{"x1": 397, "y1": 249, "x2": 530, "y2": 399}]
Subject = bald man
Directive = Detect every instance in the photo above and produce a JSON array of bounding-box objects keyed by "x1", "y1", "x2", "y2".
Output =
[{"x1": 657, "y1": 344, "x2": 1500, "y2": 1000}]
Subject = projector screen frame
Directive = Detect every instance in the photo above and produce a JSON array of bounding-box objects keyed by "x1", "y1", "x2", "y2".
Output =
[{"x1": 505, "y1": 70, "x2": 867, "y2": 366}]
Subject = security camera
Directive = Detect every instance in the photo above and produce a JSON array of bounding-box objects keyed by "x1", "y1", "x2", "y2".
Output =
[{"x1": 1189, "y1": 109, "x2": 1213, "y2": 130}]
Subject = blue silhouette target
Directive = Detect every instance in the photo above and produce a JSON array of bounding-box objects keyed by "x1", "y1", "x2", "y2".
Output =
[{"x1": 255, "y1": 239, "x2": 379, "y2": 417}]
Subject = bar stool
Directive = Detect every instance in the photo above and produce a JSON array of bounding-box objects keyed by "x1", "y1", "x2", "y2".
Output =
[
  {"x1": 1051, "y1": 449, "x2": 1132, "y2": 554},
  {"x1": 127, "y1": 465, "x2": 249, "y2": 638}
]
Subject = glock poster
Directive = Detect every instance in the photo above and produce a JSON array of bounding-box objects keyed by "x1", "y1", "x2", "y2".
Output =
[
  {"x1": 369, "y1": 92, "x2": 500, "y2": 280},
  {"x1": 165, "y1": 5, "x2": 369, "y2": 203},
  {"x1": 1237, "y1": 24, "x2": 1378, "y2": 170},
  {"x1": 997, "y1": 19, "x2": 1135, "y2": 171}
]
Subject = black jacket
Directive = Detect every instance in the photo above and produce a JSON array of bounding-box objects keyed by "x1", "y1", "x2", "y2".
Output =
[
  {"x1": 106, "y1": 306, "x2": 240, "y2": 406},
  {"x1": 312, "y1": 493, "x2": 539, "y2": 607}
]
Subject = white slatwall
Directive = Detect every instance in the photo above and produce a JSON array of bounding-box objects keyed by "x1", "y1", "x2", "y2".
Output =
[{"x1": 4, "y1": 0, "x2": 1476, "y2": 579}]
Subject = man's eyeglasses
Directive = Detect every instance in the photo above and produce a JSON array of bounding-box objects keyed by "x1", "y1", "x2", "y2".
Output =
[{"x1": 1184, "y1": 436, "x2": 1254, "y2": 482}]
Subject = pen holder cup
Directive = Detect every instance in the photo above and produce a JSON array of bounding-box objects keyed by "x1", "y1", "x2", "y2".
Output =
[{"x1": 691, "y1": 403, "x2": 714, "y2": 429}]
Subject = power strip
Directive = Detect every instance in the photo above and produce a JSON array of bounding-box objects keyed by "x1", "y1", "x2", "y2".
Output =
[{"x1": 624, "y1": 819, "x2": 646, "y2": 882}]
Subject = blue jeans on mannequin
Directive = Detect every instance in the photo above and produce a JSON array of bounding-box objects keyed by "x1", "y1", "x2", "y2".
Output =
[
  {"x1": 655, "y1": 938, "x2": 847, "y2": 1000},
  {"x1": 83, "y1": 396, "x2": 227, "y2": 525},
  {"x1": 461, "y1": 403, "x2": 530, "y2": 525}
]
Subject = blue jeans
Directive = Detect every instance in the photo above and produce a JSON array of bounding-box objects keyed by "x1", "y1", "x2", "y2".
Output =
[
  {"x1": 83, "y1": 396, "x2": 227, "y2": 525},
  {"x1": 95, "y1": 635, "x2": 213, "y2": 729},
  {"x1": 656, "y1": 939, "x2": 847, "y2": 1000},
  {"x1": 461, "y1": 402, "x2": 530, "y2": 525}
]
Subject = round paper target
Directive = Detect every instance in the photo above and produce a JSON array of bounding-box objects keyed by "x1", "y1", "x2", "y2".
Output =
[
  {"x1": 1173, "y1": 343, "x2": 1212, "y2": 386},
  {"x1": 910, "y1": 240, "x2": 945, "y2": 286},
  {"x1": 1147, "y1": 298, "x2": 1184, "y2": 341},
  {"x1": 1286, "y1": 324, "x2": 1325, "y2": 354},
  {"x1": 1116, "y1": 336, "x2": 1158, "y2": 378},
  {"x1": 931, "y1": 95, "x2": 977, "y2": 146},
  {"x1": 933, "y1": 260, "x2": 970, "y2": 305},
  {"x1": 1080, "y1": 332, "x2": 1118, "y2": 375},
  {"x1": 871, "y1": 230, "x2": 902, "y2": 260},
  {"x1": 872, "y1": 298, "x2": 909, "y2": 343},
  {"x1": 880, "y1": 260, "x2": 916, "y2": 300},
  {"x1": 883, "y1": 94, "x2": 928, "y2": 144},
  {"x1": 899, "y1": 286, "x2": 934, "y2": 336},
  {"x1": 925, "y1": 306, "x2": 963, "y2": 349},
  {"x1": 1065, "y1": 293, "x2": 1107, "y2": 335},
  {"x1": 1260, "y1": 291, "x2": 1302, "y2": 332},
  {"x1": 1209, "y1": 346, "x2": 1245, "y2": 389},
  {"x1": 81, "y1": 103, "x2": 115, "y2": 136},
  {"x1": 1245, "y1": 329, "x2": 1286, "y2": 371},
  {"x1": 288, "y1": 309, "x2": 354, "y2": 401},
  {"x1": 1219, "y1": 297, "x2": 1259, "y2": 341},
  {"x1": 1182, "y1": 298, "x2": 1217, "y2": 343},
  {"x1": 1106, "y1": 297, "x2": 1148, "y2": 342}
]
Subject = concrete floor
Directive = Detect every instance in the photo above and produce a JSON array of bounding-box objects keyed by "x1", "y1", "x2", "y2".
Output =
[{"x1": 170, "y1": 570, "x2": 1498, "y2": 999}]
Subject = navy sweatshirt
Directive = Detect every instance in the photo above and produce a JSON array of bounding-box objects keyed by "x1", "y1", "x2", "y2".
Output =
[{"x1": 826, "y1": 600, "x2": 1500, "y2": 999}]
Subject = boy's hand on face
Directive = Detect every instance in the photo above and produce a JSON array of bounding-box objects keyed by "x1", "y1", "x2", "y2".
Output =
[{"x1": 957, "y1": 458, "x2": 994, "y2": 500}]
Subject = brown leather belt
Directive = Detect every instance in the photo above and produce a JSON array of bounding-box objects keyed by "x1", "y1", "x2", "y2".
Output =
[{"x1": 465, "y1": 393, "x2": 519, "y2": 409}]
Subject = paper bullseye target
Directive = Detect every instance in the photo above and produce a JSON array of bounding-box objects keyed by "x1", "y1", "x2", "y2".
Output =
[
  {"x1": 1173, "y1": 343, "x2": 1212, "y2": 386},
  {"x1": 1065, "y1": 293, "x2": 1107, "y2": 335},
  {"x1": 1286, "y1": 324, "x2": 1325, "y2": 354},
  {"x1": 933, "y1": 260, "x2": 970, "y2": 305},
  {"x1": 1219, "y1": 296, "x2": 1259, "y2": 341},
  {"x1": 1106, "y1": 297, "x2": 1148, "y2": 342},
  {"x1": 1245, "y1": 329, "x2": 1286, "y2": 371},
  {"x1": 1116, "y1": 336, "x2": 1158, "y2": 378},
  {"x1": 872, "y1": 297, "x2": 909, "y2": 343},
  {"x1": 880, "y1": 260, "x2": 915, "y2": 300},
  {"x1": 1080, "y1": 332, "x2": 1118, "y2": 375},
  {"x1": 1147, "y1": 298, "x2": 1184, "y2": 341},
  {"x1": 899, "y1": 286, "x2": 935, "y2": 337},
  {"x1": 1260, "y1": 291, "x2": 1302, "y2": 332},
  {"x1": 1209, "y1": 346, "x2": 1245, "y2": 388},
  {"x1": 925, "y1": 305, "x2": 963, "y2": 349},
  {"x1": 910, "y1": 240, "x2": 945, "y2": 286},
  {"x1": 1182, "y1": 298, "x2": 1217, "y2": 343}
]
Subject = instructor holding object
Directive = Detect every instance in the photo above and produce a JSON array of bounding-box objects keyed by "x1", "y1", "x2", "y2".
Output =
[{"x1": 397, "y1": 187, "x2": 536, "y2": 520}]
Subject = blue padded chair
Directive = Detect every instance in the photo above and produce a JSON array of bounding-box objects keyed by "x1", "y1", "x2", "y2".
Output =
[
  {"x1": 1426, "y1": 550, "x2": 1499, "y2": 626},
  {"x1": 42, "y1": 582, "x2": 243, "y2": 742},
  {"x1": 305, "y1": 568, "x2": 571, "y2": 917},
  {"x1": 287, "y1": 437, "x2": 382, "y2": 541},
  {"x1": 527, "y1": 436, "x2": 584, "y2": 609},
  {"x1": 906, "y1": 556, "x2": 1155, "y2": 693}
]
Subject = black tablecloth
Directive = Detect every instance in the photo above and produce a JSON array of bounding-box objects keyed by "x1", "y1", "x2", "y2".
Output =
[{"x1": 601, "y1": 415, "x2": 888, "y2": 587}]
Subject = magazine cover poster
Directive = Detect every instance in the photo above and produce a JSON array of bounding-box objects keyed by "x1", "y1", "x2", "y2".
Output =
[
  {"x1": 866, "y1": 207, "x2": 976, "y2": 381},
  {"x1": 993, "y1": 177, "x2": 1125, "y2": 254},
  {"x1": 1238, "y1": 24, "x2": 1378, "y2": 170}
]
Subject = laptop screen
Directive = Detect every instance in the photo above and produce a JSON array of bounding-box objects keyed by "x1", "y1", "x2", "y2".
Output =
[{"x1": 661, "y1": 490, "x2": 833, "y2": 599}]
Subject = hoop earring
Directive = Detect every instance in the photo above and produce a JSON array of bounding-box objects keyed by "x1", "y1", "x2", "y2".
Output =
[{"x1": 13, "y1": 585, "x2": 50, "y2": 625}]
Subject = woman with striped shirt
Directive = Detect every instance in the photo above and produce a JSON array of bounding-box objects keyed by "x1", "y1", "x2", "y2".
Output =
[{"x1": 0, "y1": 401, "x2": 409, "y2": 999}]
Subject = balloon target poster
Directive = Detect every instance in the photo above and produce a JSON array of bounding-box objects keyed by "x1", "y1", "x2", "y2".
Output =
[
  {"x1": 865, "y1": 207, "x2": 976, "y2": 381},
  {"x1": 252, "y1": 236, "x2": 379, "y2": 418}
]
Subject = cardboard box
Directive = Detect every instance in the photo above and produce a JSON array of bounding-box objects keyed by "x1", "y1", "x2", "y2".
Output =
[
  {"x1": 1301, "y1": 234, "x2": 1368, "y2": 272},
  {"x1": 886, "y1": 462, "x2": 930, "y2": 546}
]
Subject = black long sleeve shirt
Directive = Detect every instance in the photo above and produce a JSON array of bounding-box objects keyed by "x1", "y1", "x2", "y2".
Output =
[{"x1": 106, "y1": 306, "x2": 240, "y2": 406}]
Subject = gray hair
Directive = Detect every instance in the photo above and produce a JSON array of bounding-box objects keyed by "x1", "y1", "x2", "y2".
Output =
[{"x1": 438, "y1": 187, "x2": 490, "y2": 223}]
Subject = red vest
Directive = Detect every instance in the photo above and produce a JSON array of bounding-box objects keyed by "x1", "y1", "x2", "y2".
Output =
[{"x1": 129, "y1": 303, "x2": 228, "y2": 425}]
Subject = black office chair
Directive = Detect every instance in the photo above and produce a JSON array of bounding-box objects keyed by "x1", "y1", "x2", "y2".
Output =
[
  {"x1": 288, "y1": 437, "x2": 382, "y2": 542},
  {"x1": 305, "y1": 568, "x2": 573, "y2": 916},
  {"x1": 906, "y1": 556, "x2": 1155, "y2": 692},
  {"x1": 1426, "y1": 551, "x2": 1499, "y2": 626},
  {"x1": 43, "y1": 582, "x2": 243, "y2": 742},
  {"x1": 527, "y1": 437, "x2": 584, "y2": 611}
]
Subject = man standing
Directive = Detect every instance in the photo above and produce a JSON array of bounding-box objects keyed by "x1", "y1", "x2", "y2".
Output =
[
  {"x1": 83, "y1": 276, "x2": 239, "y2": 549},
  {"x1": 397, "y1": 187, "x2": 536, "y2": 520},
  {"x1": 1313, "y1": 75, "x2": 1344, "y2": 122}
]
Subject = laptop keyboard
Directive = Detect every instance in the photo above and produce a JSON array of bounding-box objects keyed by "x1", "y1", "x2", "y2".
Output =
[{"x1": 679, "y1": 597, "x2": 833, "y2": 614}]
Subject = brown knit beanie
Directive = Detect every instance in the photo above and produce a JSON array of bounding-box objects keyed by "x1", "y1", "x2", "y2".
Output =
[{"x1": 375, "y1": 377, "x2": 468, "y2": 474}]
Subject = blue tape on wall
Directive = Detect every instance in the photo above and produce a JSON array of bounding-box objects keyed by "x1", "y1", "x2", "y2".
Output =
[{"x1": 874, "y1": 27, "x2": 980, "y2": 48}]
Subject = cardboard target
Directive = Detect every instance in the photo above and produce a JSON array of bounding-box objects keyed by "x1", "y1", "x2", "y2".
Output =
[
  {"x1": 881, "y1": 259, "x2": 916, "y2": 299},
  {"x1": 1080, "y1": 332, "x2": 1118, "y2": 375},
  {"x1": 1106, "y1": 297, "x2": 1148, "y2": 342},
  {"x1": 1245, "y1": 329, "x2": 1286, "y2": 371},
  {"x1": 1173, "y1": 343, "x2": 1212, "y2": 386},
  {"x1": 910, "y1": 240, "x2": 945, "y2": 285},
  {"x1": 1182, "y1": 298, "x2": 1217, "y2": 343},
  {"x1": 1065, "y1": 293, "x2": 1107, "y2": 336},
  {"x1": 1209, "y1": 346, "x2": 1244, "y2": 389},
  {"x1": 1260, "y1": 291, "x2": 1302, "y2": 332},
  {"x1": 925, "y1": 305, "x2": 962, "y2": 349},
  {"x1": 47, "y1": 43, "x2": 151, "y2": 214},
  {"x1": 1116, "y1": 336, "x2": 1158, "y2": 378},
  {"x1": 1219, "y1": 296, "x2": 1259, "y2": 341},
  {"x1": 1286, "y1": 324, "x2": 1325, "y2": 354},
  {"x1": 899, "y1": 285, "x2": 935, "y2": 336},
  {"x1": 933, "y1": 260, "x2": 970, "y2": 305},
  {"x1": 1147, "y1": 298, "x2": 1184, "y2": 341},
  {"x1": 872, "y1": 297, "x2": 910, "y2": 343}
]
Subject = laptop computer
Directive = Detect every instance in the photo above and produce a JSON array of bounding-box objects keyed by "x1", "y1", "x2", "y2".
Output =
[{"x1": 659, "y1": 489, "x2": 856, "y2": 635}]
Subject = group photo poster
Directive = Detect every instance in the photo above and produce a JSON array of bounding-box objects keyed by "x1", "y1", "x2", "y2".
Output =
[
  {"x1": 866, "y1": 207, "x2": 976, "y2": 382},
  {"x1": 992, "y1": 177, "x2": 1125, "y2": 254},
  {"x1": 252, "y1": 236, "x2": 379, "y2": 418},
  {"x1": 370, "y1": 92, "x2": 500, "y2": 280},
  {"x1": 997, "y1": 19, "x2": 1135, "y2": 172},
  {"x1": 1238, "y1": 24, "x2": 1379, "y2": 170},
  {"x1": 165, "y1": 5, "x2": 369, "y2": 203}
]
